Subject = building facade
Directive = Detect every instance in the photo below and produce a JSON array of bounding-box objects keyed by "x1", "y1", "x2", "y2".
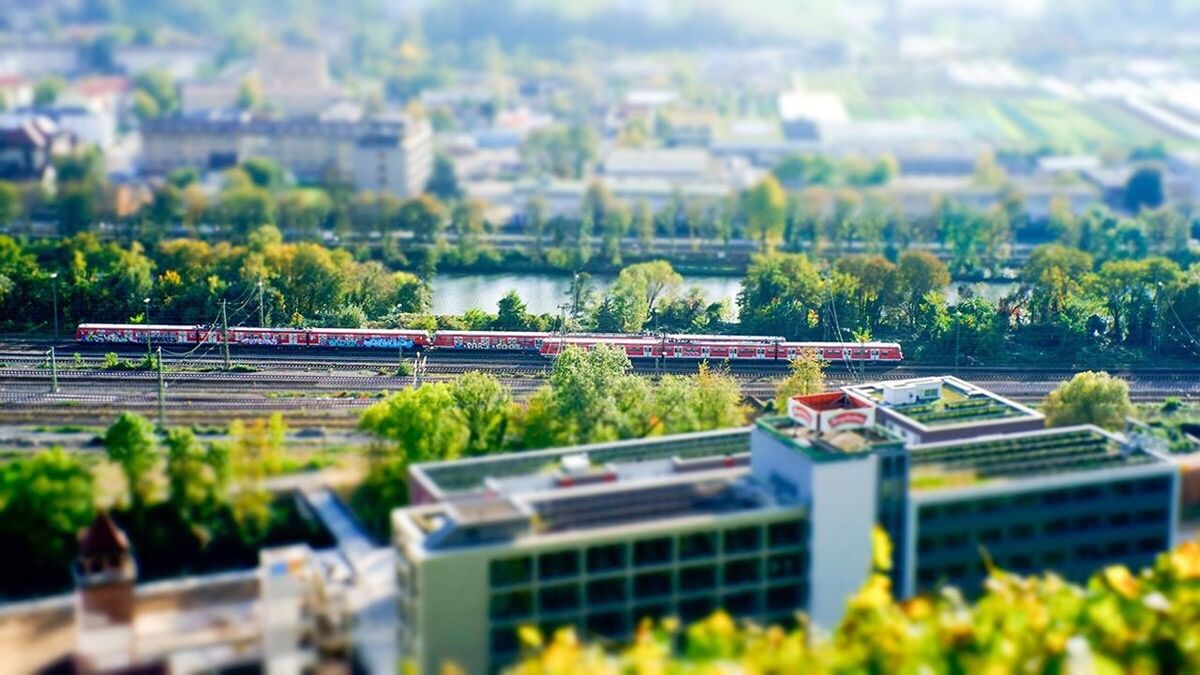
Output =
[
  {"x1": 140, "y1": 114, "x2": 433, "y2": 197},
  {"x1": 393, "y1": 376, "x2": 1180, "y2": 673}
]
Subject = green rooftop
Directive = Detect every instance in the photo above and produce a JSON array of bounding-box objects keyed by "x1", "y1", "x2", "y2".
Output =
[
  {"x1": 908, "y1": 427, "x2": 1159, "y2": 491},
  {"x1": 847, "y1": 376, "x2": 1041, "y2": 429}
]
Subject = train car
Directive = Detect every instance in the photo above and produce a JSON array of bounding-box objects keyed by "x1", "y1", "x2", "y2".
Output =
[
  {"x1": 432, "y1": 330, "x2": 553, "y2": 352},
  {"x1": 227, "y1": 326, "x2": 307, "y2": 347},
  {"x1": 77, "y1": 323, "x2": 197, "y2": 345},
  {"x1": 661, "y1": 339, "x2": 780, "y2": 360},
  {"x1": 307, "y1": 327, "x2": 430, "y2": 349},
  {"x1": 662, "y1": 333, "x2": 784, "y2": 345},
  {"x1": 540, "y1": 335, "x2": 662, "y2": 359},
  {"x1": 782, "y1": 341, "x2": 904, "y2": 362}
]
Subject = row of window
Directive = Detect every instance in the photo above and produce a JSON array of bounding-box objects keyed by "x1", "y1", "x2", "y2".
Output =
[
  {"x1": 488, "y1": 584, "x2": 807, "y2": 657},
  {"x1": 916, "y1": 535, "x2": 1167, "y2": 587},
  {"x1": 921, "y1": 478, "x2": 1171, "y2": 521},
  {"x1": 919, "y1": 508, "x2": 1170, "y2": 553},
  {"x1": 489, "y1": 553, "x2": 808, "y2": 621},
  {"x1": 489, "y1": 521, "x2": 807, "y2": 587}
]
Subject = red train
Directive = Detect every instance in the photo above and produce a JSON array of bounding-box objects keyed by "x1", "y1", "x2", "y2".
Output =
[{"x1": 75, "y1": 323, "x2": 904, "y2": 363}]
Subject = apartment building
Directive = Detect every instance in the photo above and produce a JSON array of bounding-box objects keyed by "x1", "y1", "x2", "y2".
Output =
[
  {"x1": 393, "y1": 377, "x2": 1179, "y2": 674},
  {"x1": 139, "y1": 114, "x2": 433, "y2": 198}
]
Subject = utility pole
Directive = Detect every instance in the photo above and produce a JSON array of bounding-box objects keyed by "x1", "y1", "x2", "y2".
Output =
[
  {"x1": 257, "y1": 279, "x2": 265, "y2": 327},
  {"x1": 48, "y1": 347, "x2": 58, "y2": 393},
  {"x1": 156, "y1": 347, "x2": 165, "y2": 431},
  {"x1": 49, "y1": 272, "x2": 59, "y2": 343},
  {"x1": 144, "y1": 297, "x2": 152, "y2": 354},
  {"x1": 954, "y1": 311, "x2": 961, "y2": 370},
  {"x1": 220, "y1": 299, "x2": 231, "y2": 370}
]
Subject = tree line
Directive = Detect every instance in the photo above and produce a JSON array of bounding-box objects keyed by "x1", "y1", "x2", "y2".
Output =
[{"x1": 0, "y1": 411, "x2": 312, "y2": 598}]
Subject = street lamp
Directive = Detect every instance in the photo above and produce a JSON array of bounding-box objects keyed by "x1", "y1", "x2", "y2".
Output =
[
  {"x1": 49, "y1": 272, "x2": 59, "y2": 343},
  {"x1": 144, "y1": 297, "x2": 152, "y2": 353}
]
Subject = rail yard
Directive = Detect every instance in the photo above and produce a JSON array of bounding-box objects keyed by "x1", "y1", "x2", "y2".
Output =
[{"x1": 0, "y1": 337, "x2": 1195, "y2": 428}]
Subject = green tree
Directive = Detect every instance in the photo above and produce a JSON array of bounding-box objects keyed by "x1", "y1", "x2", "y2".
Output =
[
  {"x1": 1125, "y1": 166, "x2": 1165, "y2": 213},
  {"x1": 737, "y1": 253, "x2": 825, "y2": 338},
  {"x1": 1042, "y1": 371, "x2": 1134, "y2": 430},
  {"x1": 610, "y1": 260, "x2": 683, "y2": 332},
  {"x1": 897, "y1": 251, "x2": 951, "y2": 330},
  {"x1": 219, "y1": 185, "x2": 276, "y2": 238},
  {"x1": 774, "y1": 350, "x2": 826, "y2": 411},
  {"x1": 0, "y1": 181, "x2": 21, "y2": 226},
  {"x1": 236, "y1": 74, "x2": 263, "y2": 111},
  {"x1": 240, "y1": 157, "x2": 286, "y2": 191},
  {"x1": 360, "y1": 383, "x2": 468, "y2": 462},
  {"x1": 33, "y1": 76, "x2": 66, "y2": 106},
  {"x1": 425, "y1": 154, "x2": 462, "y2": 201},
  {"x1": 132, "y1": 69, "x2": 179, "y2": 116},
  {"x1": 0, "y1": 449, "x2": 95, "y2": 593},
  {"x1": 398, "y1": 194, "x2": 446, "y2": 244},
  {"x1": 548, "y1": 344, "x2": 634, "y2": 443},
  {"x1": 451, "y1": 371, "x2": 513, "y2": 456},
  {"x1": 495, "y1": 290, "x2": 535, "y2": 331},
  {"x1": 742, "y1": 175, "x2": 787, "y2": 250},
  {"x1": 102, "y1": 412, "x2": 159, "y2": 514},
  {"x1": 165, "y1": 427, "x2": 229, "y2": 542}
]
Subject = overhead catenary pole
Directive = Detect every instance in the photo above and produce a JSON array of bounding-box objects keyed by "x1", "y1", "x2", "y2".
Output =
[
  {"x1": 257, "y1": 279, "x2": 265, "y2": 327},
  {"x1": 144, "y1": 297, "x2": 152, "y2": 354},
  {"x1": 48, "y1": 347, "x2": 58, "y2": 393},
  {"x1": 220, "y1": 299, "x2": 231, "y2": 370},
  {"x1": 49, "y1": 272, "x2": 59, "y2": 343},
  {"x1": 156, "y1": 347, "x2": 165, "y2": 431}
]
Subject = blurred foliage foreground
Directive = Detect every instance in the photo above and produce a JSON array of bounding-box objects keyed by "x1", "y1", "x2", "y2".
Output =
[{"x1": 504, "y1": 536, "x2": 1200, "y2": 674}]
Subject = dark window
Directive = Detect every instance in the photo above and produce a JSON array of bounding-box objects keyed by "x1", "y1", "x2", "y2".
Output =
[
  {"x1": 632, "y1": 603, "x2": 671, "y2": 624},
  {"x1": 680, "y1": 565, "x2": 717, "y2": 592},
  {"x1": 724, "y1": 526, "x2": 761, "y2": 554},
  {"x1": 768, "y1": 520, "x2": 804, "y2": 547},
  {"x1": 722, "y1": 590, "x2": 759, "y2": 615},
  {"x1": 724, "y1": 558, "x2": 761, "y2": 586},
  {"x1": 1010, "y1": 524, "x2": 1035, "y2": 539},
  {"x1": 981, "y1": 528, "x2": 1003, "y2": 543},
  {"x1": 633, "y1": 571, "x2": 672, "y2": 598},
  {"x1": 586, "y1": 611, "x2": 627, "y2": 638},
  {"x1": 490, "y1": 627, "x2": 519, "y2": 656},
  {"x1": 586, "y1": 577, "x2": 626, "y2": 606},
  {"x1": 539, "y1": 583, "x2": 580, "y2": 614},
  {"x1": 490, "y1": 590, "x2": 533, "y2": 620},
  {"x1": 766, "y1": 583, "x2": 802, "y2": 612},
  {"x1": 767, "y1": 552, "x2": 805, "y2": 580},
  {"x1": 489, "y1": 556, "x2": 532, "y2": 587},
  {"x1": 680, "y1": 532, "x2": 717, "y2": 560},
  {"x1": 539, "y1": 550, "x2": 580, "y2": 580},
  {"x1": 586, "y1": 544, "x2": 627, "y2": 574},
  {"x1": 1138, "y1": 477, "x2": 1169, "y2": 494},
  {"x1": 680, "y1": 597, "x2": 714, "y2": 621},
  {"x1": 634, "y1": 537, "x2": 673, "y2": 566},
  {"x1": 1138, "y1": 536, "x2": 1166, "y2": 553}
]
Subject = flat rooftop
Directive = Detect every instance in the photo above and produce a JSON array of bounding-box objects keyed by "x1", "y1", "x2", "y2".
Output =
[
  {"x1": 756, "y1": 415, "x2": 902, "y2": 460},
  {"x1": 411, "y1": 427, "x2": 750, "y2": 500},
  {"x1": 846, "y1": 376, "x2": 1042, "y2": 430},
  {"x1": 908, "y1": 425, "x2": 1165, "y2": 492}
]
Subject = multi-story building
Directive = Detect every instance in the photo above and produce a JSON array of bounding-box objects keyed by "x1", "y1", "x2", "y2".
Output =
[
  {"x1": 393, "y1": 376, "x2": 1179, "y2": 674},
  {"x1": 139, "y1": 114, "x2": 433, "y2": 198}
]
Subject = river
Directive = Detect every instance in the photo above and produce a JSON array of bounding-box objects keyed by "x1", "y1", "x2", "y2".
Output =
[{"x1": 430, "y1": 273, "x2": 1017, "y2": 316}]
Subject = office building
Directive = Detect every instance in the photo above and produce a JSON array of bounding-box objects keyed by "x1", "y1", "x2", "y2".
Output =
[
  {"x1": 140, "y1": 114, "x2": 433, "y2": 197},
  {"x1": 393, "y1": 376, "x2": 1178, "y2": 674}
]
